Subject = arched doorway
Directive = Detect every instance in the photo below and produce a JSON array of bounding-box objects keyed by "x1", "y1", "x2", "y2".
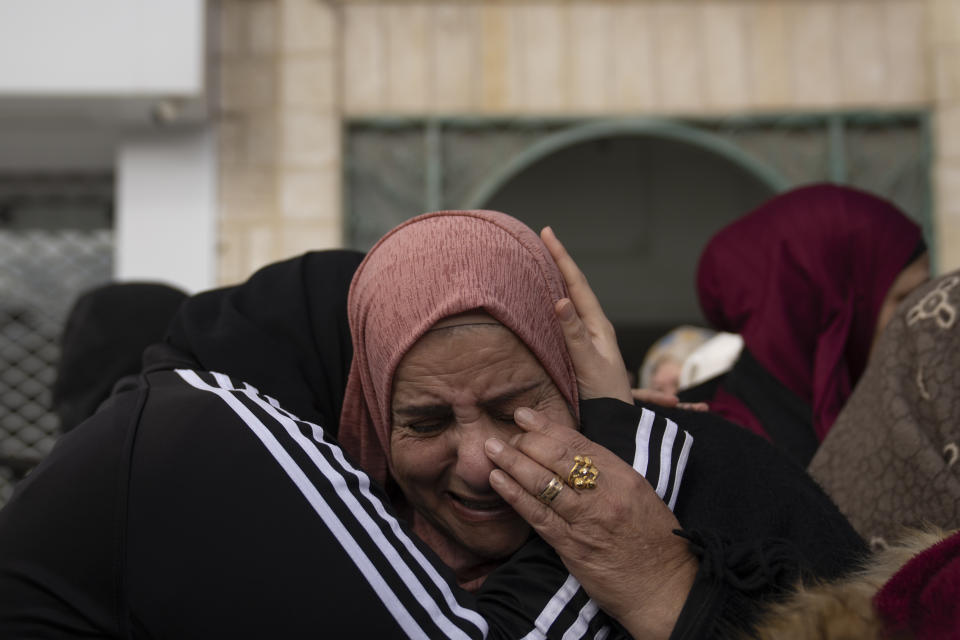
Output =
[{"x1": 467, "y1": 120, "x2": 785, "y2": 374}]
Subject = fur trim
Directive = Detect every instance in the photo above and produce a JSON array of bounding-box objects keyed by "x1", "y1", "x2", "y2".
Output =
[{"x1": 748, "y1": 528, "x2": 950, "y2": 640}]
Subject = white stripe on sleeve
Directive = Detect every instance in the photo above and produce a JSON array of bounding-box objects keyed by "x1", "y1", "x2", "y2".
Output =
[
  {"x1": 667, "y1": 430, "x2": 694, "y2": 512},
  {"x1": 176, "y1": 370, "x2": 431, "y2": 638},
  {"x1": 654, "y1": 419, "x2": 678, "y2": 500},
  {"x1": 632, "y1": 408, "x2": 656, "y2": 476},
  {"x1": 227, "y1": 376, "x2": 487, "y2": 638}
]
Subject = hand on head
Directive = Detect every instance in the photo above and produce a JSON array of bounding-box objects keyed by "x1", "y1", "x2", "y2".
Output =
[{"x1": 540, "y1": 226, "x2": 633, "y2": 405}]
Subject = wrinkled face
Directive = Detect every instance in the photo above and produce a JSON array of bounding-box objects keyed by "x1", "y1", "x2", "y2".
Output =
[
  {"x1": 390, "y1": 313, "x2": 575, "y2": 561},
  {"x1": 873, "y1": 252, "x2": 930, "y2": 354}
]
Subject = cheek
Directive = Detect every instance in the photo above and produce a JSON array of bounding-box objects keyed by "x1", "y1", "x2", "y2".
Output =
[
  {"x1": 538, "y1": 399, "x2": 578, "y2": 432},
  {"x1": 389, "y1": 433, "x2": 453, "y2": 485}
]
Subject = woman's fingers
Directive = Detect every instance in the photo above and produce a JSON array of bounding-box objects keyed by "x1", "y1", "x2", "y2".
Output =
[
  {"x1": 485, "y1": 437, "x2": 580, "y2": 516},
  {"x1": 541, "y1": 227, "x2": 632, "y2": 404},
  {"x1": 630, "y1": 388, "x2": 680, "y2": 407},
  {"x1": 541, "y1": 226, "x2": 605, "y2": 321}
]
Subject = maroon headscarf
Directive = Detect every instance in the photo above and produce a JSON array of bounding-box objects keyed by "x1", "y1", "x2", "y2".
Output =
[
  {"x1": 875, "y1": 530, "x2": 960, "y2": 639},
  {"x1": 339, "y1": 210, "x2": 577, "y2": 588},
  {"x1": 697, "y1": 184, "x2": 923, "y2": 442}
]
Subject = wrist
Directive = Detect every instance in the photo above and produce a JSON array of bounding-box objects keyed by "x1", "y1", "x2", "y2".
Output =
[{"x1": 617, "y1": 551, "x2": 698, "y2": 640}]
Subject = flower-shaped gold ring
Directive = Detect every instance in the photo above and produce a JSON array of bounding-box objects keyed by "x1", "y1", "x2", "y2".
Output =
[{"x1": 567, "y1": 455, "x2": 599, "y2": 490}]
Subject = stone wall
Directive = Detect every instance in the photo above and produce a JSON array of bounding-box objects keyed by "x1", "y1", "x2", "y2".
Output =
[{"x1": 216, "y1": 0, "x2": 951, "y2": 284}]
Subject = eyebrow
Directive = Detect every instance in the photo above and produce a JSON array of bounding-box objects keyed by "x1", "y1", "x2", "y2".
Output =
[{"x1": 392, "y1": 381, "x2": 544, "y2": 419}]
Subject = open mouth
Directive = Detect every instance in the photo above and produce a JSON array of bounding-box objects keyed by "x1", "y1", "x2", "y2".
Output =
[{"x1": 449, "y1": 493, "x2": 508, "y2": 512}]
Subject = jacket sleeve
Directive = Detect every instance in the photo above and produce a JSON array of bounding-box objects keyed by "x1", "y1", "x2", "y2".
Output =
[
  {"x1": 0, "y1": 369, "x2": 624, "y2": 640},
  {"x1": 578, "y1": 398, "x2": 868, "y2": 640},
  {"x1": 123, "y1": 369, "x2": 623, "y2": 640}
]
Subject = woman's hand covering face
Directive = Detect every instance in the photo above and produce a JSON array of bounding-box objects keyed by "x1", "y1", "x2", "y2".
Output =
[{"x1": 484, "y1": 407, "x2": 697, "y2": 640}]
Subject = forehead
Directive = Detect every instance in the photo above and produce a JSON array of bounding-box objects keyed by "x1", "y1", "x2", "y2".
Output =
[{"x1": 393, "y1": 314, "x2": 547, "y2": 394}]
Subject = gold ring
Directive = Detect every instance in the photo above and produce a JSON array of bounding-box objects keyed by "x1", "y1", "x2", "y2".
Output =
[
  {"x1": 536, "y1": 476, "x2": 564, "y2": 505},
  {"x1": 567, "y1": 455, "x2": 599, "y2": 490}
]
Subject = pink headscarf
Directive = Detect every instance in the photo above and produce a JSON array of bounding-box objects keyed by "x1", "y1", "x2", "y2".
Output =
[
  {"x1": 339, "y1": 210, "x2": 578, "y2": 586},
  {"x1": 697, "y1": 184, "x2": 924, "y2": 442}
]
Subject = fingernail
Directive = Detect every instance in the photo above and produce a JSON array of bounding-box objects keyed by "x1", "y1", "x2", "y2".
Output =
[
  {"x1": 515, "y1": 407, "x2": 535, "y2": 424},
  {"x1": 485, "y1": 438, "x2": 504, "y2": 455},
  {"x1": 489, "y1": 469, "x2": 507, "y2": 487},
  {"x1": 556, "y1": 298, "x2": 575, "y2": 322}
]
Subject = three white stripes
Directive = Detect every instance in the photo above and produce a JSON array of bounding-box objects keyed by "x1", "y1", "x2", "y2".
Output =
[
  {"x1": 179, "y1": 370, "x2": 692, "y2": 640},
  {"x1": 527, "y1": 406, "x2": 695, "y2": 640},
  {"x1": 180, "y1": 370, "x2": 484, "y2": 640}
]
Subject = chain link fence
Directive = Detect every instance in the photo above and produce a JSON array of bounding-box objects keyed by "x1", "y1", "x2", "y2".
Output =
[{"x1": 0, "y1": 174, "x2": 112, "y2": 507}]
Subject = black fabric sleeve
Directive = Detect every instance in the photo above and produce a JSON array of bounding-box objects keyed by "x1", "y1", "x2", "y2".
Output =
[
  {"x1": 0, "y1": 388, "x2": 143, "y2": 638},
  {"x1": 578, "y1": 398, "x2": 868, "y2": 640},
  {"x1": 0, "y1": 370, "x2": 621, "y2": 640}
]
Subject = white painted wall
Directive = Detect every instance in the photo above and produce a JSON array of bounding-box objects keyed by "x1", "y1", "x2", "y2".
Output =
[
  {"x1": 116, "y1": 128, "x2": 217, "y2": 293},
  {"x1": 0, "y1": 0, "x2": 204, "y2": 95}
]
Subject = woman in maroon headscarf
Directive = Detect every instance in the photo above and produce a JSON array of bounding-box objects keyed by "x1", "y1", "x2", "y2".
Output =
[{"x1": 691, "y1": 184, "x2": 929, "y2": 466}]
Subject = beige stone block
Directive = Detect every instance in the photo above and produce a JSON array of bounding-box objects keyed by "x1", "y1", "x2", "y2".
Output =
[
  {"x1": 930, "y1": 0, "x2": 960, "y2": 47},
  {"x1": 935, "y1": 162, "x2": 960, "y2": 219},
  {"x1": 936, "y1": 223, "x2": 960, "y2": 273},
  {"x1": 567, "y1": 4, "x2": 612, "y2": 112},
  {"x1": 282, "y1": 55, "x2": 336, "y2": 109},
  {"x1": 343, "y1": 4, "x2": 385, "y2": 114},
  {"x1": 434, "y1": 4, "x2": 482, "y2": 111},
  {"x1": 215, "y1": 226, "x2": 249, "y2": 286},
  {"x1": 248, "y1": 224, "x2": 280, "y2": 274},
  {"x1": 220, "y1": 58, "x2": 277, "y2": 112},
  {"x1": 610, "y1": 4, "x2": 657, "y2": 110},
  {"x1": 384, "y1": 4, "x2": 432, "y2": 111},
  {"x1": 935, "y1": 47, "x2": 960, "y2": 103},
  {"x1": 744, "y1": 1, "x2": 790, "y2": 108},
  {"x1": 837, "y1": 2, "x2": 886, "y2": 104},
  {"x1": 220, "y1": 113, "x2": 277, "y2": 168},
  {"x1": 480, "y1": 3, "x2": 511, "y2": 111},
  {"x1": 280, "y1": 167, "x2": 339, "y2": 220},
  {"x1": 935, "y1": 106, "x2": 960, "y2": 160},
  {"x1": 932, "y1": 167, "x2": 960, "y2": 269},
  {"x1": 280, "y1": 222, "x2": 343, "y2": 257},
  {"x1": 702, "y1": 2, "x2": 748, "y2": 110},
  {"x1": 884, "y1": 0, "x2": 929, "y2": 103},
  {"x1": 248, "y1": 1, "x2": 278, "y2": 56},
  {"x1": 280, "y1": 110, "x2": 339, "y2": 168},
  {"x1": 512, "y1": 4, "x2": 566, "y2": 112},
  {"x1": 219, "y1": 167, "x2": 277, "y2": 221},
  {"x1": 787, "y1": 2, "x2": 841, "y2": 107},
  {"x1": 280, "y1": 0, "x2": 336, "y2": 54},
  {"x1": 245, "y1": 113, "x2": 278, "y2": 167},
  {"x1": 217, "y1": 0, "x2": 245, "y2": 57},
  {"x1": 653, "y1": 3, "x2": 705, "y2": 111},
  {"x1": 218, "y1": 116, "x2": 244, "y2": 167}
]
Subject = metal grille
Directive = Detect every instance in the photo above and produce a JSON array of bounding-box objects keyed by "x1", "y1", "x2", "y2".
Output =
[
  {"x1": 345, "y1": 112, "x2": 931, "y2": 248},
  {"x1": 344, "y1": 112, "x2": 932, "y2": 373},
  {"x1": 0, "y1": 174, "x2": 113, "y2": 506}
]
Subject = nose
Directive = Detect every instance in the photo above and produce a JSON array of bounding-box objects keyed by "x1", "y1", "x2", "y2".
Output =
[{"x1": 454, "y1": 418, "x2": 514, "y2": 493}]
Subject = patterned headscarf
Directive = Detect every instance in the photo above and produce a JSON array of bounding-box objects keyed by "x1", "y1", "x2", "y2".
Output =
[
  {"x1": 809, "y1": 271, "x2": 960, "y2": 546},
  {"x1": 339, "y1": 210, "x2": 577, "y2": 586}
]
